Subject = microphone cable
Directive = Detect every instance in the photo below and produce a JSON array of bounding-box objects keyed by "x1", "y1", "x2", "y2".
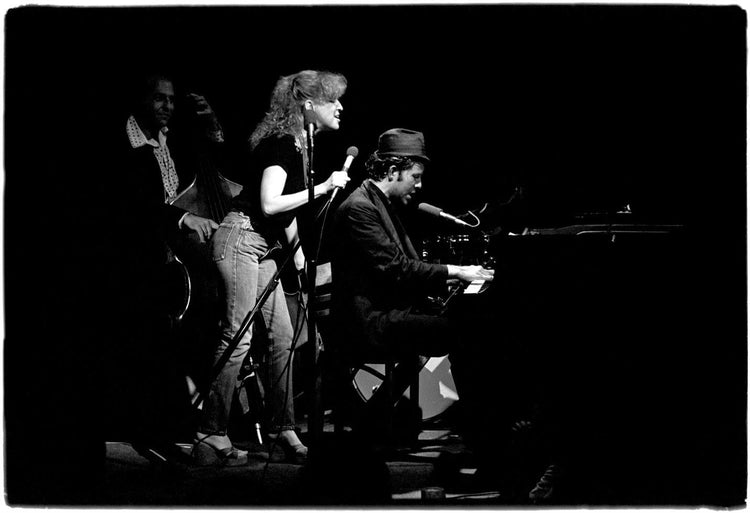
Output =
[
  {"x1": 314, "y1": 194, "x2": 335, "y2": 263},
  {"x1": 259, "y1": 284, "x2": 307, "y2": 485},
  {"x1": 259, "y1": 191, "x2": 338, "y2": 484},
  {"x1": 259, "y1": 155, "x2": 358, "y2": 484},
  {"x1": 463, "y1": 210, "x2": 481, "y2": 229}
]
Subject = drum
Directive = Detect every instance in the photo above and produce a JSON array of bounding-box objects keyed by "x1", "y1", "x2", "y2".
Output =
[{"x1": 352, "y1": 356, "x2": 458, "y2": 421}]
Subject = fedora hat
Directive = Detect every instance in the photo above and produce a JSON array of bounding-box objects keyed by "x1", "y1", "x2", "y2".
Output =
[{"x1": 376, "y1": 128, "x2": 429, "y2": 162}]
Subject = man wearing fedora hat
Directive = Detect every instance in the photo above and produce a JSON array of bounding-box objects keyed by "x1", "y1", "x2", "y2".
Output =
[
  {"x1": 332, "y1": 128, "x2": 563, "y2": 500},
  {"x1": 331, "y1": 128, "x2": 495, "y2": 437}
]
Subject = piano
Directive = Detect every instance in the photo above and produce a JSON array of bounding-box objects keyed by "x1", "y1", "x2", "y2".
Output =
[{"x1": 419, "y1": 218, "x2": 732, "y2": 498}]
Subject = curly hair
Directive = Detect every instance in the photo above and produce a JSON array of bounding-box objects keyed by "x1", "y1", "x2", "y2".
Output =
[
  {"x1": 365, "y1": 153, "x2": 425, "y2": 181},
  {"x1": 249, "y1": 70, "x2": 347, "y2": 149},
  {"x1": 129, "y1": 72, "x2": 175, "y2": 113}
]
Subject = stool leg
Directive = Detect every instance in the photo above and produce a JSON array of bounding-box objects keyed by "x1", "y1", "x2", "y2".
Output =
[
  {"x1": 412, "y1": 355, "x2": 430, "y2": 414},
  {"x1": 410, "y1": 364, "x2": 420, "y2": 411},
  {"x1": 333, "y1": 364, "x2": 353, "y2": 437},
  {"x1": 383, "y1": 360, "x2": 395, "y2": 442},
  {"x1": 408, "y1": 356, "x2": 423, "y2": 440}
]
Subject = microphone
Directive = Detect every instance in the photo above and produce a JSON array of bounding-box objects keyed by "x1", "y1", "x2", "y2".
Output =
[
  {"x1": 418, "y1": 203, "x2": 473, "y2": 227},
  {"x1": 303, "y1": 107, "x2": 316, "y2": 148},
  {"x1": 331, "y1": 146, "x2": 359, "y2": 201}
]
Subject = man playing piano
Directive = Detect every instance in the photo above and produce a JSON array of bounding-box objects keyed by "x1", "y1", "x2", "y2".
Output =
[
  {"x1": 333, "y1": 128, "x2": 528, "y2": 472},
  {"x1": 332, "y1": 128, "x2": 494, "y2": 361}
]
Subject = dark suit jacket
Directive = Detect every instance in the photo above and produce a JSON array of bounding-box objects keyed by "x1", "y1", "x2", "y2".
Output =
[
  {"x1": 332, "y1": 180, "x2": 449, "y2": 352},
  {"x1": 104, "y1": 119, "x2": 203, "y2": 315}
]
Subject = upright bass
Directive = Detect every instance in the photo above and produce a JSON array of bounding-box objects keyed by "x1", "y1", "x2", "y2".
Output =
[
  {"x1": 165, "y1": 116, "x2": 243, "y2": 402},
  {"x1": 167, "y1": 150, "x2": 242, "y2": 322},
  {"x1": 165, "y1": 94, "x2": 242, "y2": 324}
]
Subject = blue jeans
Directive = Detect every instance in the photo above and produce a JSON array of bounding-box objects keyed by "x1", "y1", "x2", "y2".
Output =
[{"x1": 199, "y1": 211, "x2": 296, "y2": 434}]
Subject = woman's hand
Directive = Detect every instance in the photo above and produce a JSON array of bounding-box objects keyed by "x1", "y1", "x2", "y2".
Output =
[{"x1": 324, "y1": 170, "x2": 351, "y2": 193}]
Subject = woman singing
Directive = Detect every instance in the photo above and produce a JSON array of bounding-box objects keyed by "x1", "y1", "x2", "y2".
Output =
[{"x1": 194, "y1": 70, "x2": 349, "y2": 465}]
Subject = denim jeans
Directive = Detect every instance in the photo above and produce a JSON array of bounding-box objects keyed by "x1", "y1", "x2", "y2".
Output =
[{"x1": 199, "y1": 211, "x2": 296, "y2": 434}]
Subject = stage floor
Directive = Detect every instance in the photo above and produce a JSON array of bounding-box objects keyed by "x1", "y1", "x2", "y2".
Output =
[{"x1": 103, "y1": 422, "x2": 509, "y2": 506}]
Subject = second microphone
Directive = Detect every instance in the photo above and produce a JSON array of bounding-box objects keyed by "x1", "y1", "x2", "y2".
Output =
[{"x1": 330, "y1": 145, "x2": 359, "y2": 201}]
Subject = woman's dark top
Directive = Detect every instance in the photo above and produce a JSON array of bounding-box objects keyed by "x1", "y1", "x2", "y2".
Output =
[{"x1": 231, "y1": 134, "x2": 307, "y2": 244}]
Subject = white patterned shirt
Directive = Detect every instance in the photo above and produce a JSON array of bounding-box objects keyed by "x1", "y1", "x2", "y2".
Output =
[{"x1": 126, "y1": 115, "x2": 180, "y2": 203}]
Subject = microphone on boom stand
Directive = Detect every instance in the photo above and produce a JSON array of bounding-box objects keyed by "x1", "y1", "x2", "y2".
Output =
[
  {"x1": 303, "y1": 106, "x2": 316, "y2": 152},
  {"x1": 418, "y1": 202, "x2": 474, "y2": 227}
]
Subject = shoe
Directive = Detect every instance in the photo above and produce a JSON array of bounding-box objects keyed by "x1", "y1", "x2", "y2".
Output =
[
  {"x1": 233, "y1": 440, "x2": 270, "y2": 461},
  {"x1": 528, "y1": 463, "x2": 559, "y2": 503},
  {"x1": 192, "y1": 435, "x2": 249, "y2": 467},
  {"x1": 268, "y1": 434, "x2": 308, "y2": 464}
]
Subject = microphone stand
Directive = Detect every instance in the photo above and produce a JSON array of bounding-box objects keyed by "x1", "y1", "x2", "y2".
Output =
[
  {"x1": 194, "y1": 237, "x2": 303, "y2": 414},
  {"x1": 304, "y1": 121, "x2": 324, "y2": 450}
]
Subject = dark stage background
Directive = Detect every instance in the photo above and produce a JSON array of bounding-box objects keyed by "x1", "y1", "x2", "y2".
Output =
[{"x1": 5, "y1": 4, "x2": 747, "y2": 506}]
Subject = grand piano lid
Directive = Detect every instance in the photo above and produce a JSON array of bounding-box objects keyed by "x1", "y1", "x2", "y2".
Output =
[{"x1": 526, "y1": 223, "x2": 685, "y2": 236}]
